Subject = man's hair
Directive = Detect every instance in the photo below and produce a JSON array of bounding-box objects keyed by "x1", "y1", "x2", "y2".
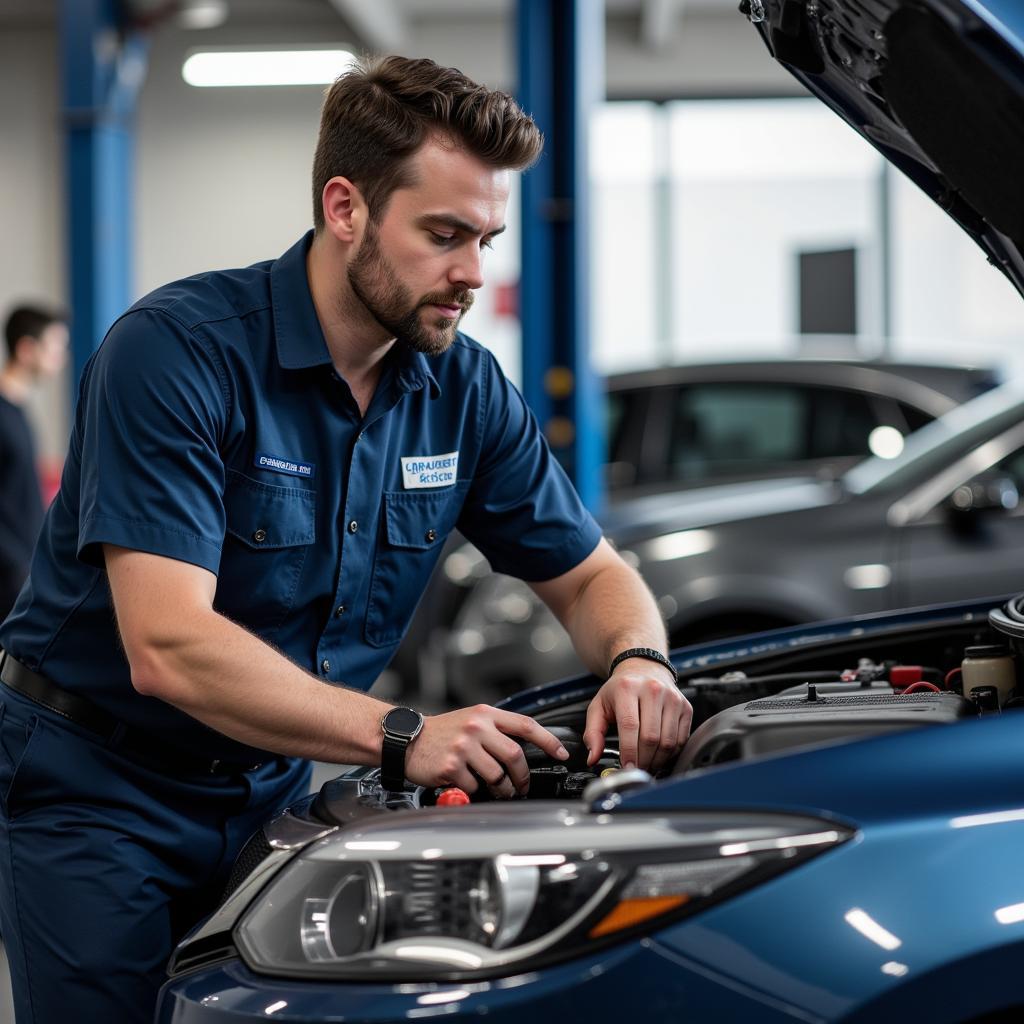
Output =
[
  {"x1": 4, "y1": 304, "x2": 65, "y2": 361},
  {"x1": 312, "y1": 55, "x2": 543, "y2": 231}
]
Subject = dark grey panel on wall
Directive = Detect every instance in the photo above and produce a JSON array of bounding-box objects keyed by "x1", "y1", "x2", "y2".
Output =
[{"x1": 799, "y1": 246, "x2": 857, "y2": 335}]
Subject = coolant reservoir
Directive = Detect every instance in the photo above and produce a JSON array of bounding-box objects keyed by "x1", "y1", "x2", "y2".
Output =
[{"x1": 962, "y1": 645, "x2": 1016, "y2": 707}]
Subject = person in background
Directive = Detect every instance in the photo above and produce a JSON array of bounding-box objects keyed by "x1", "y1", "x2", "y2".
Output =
[{"x1": 0, "y1": 304, "x2": 69, "y2": 621}]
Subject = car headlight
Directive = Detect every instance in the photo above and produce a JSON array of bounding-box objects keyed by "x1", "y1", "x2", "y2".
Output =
[{"x1": 236, "y1": 806, "x2": 851, "y2": 980}]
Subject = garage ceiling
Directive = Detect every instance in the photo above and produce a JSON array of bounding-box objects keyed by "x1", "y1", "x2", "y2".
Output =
[{"x1": 0, "y1": 0, "x2": 745, "y2": 50}]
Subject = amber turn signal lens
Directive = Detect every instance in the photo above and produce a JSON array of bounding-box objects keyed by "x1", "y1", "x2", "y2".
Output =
[{"x1": 588, "y1": 895, "x2": 690, "y2": 938}]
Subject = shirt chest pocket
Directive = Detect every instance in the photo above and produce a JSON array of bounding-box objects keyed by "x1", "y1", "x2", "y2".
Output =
[
  {"x1": 364, "y1": 485, "x2": 468, "y2": 648},
  {"x1": 216, "y1": 470, "x2": 316, "y2": 636}
]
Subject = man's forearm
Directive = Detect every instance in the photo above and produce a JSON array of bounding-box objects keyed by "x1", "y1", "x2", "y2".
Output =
[
  {"x1": 531, "y1": 539, "x2": 688, "y2": 771},
  {"x1": 557, "y1": 559, "x2": 670, "y2": 679},
  {"x1": 127, "y1": 605, "x2": 391, "y2": 764}
]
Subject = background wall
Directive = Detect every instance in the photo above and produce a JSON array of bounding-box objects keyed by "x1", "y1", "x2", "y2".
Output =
[
  {"x1": 1, "y1": 0, "x2": 1021, "y2": 464},
  {"x1": 0, "y1": 23, "x2": 67, "y2": 459}
]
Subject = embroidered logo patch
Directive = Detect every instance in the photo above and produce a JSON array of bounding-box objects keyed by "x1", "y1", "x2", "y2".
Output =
[
  {"x1": 255, "y1": 452, "x2": 316, "y2": 479},
  {"x1": 401, "y1": 451, "x2": 459, "y2": 489}
]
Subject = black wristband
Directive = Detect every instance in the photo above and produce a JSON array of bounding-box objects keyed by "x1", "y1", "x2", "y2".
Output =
[{"x1": 608, "y1": 647, "x2": 678, "y2": 683}]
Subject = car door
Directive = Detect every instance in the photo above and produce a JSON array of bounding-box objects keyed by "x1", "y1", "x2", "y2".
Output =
[{"x1": 892, "y1": 422, "x2": 1024, "y2": 606}]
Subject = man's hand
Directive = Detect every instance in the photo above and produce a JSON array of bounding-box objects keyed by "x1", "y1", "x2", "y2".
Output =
[
  {"x1": 405, "y1": 705, "x2": 570, "y2": 799},
  {"x1": 583, "y1": 661, "x2": 692, "y2": 774}
]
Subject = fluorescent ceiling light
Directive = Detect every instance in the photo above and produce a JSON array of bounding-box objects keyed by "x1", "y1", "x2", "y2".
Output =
[{"x1": 182, "y1": 49, "x2": 356, "y2": 87}]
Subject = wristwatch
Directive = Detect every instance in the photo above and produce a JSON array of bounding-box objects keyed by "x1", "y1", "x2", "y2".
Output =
[{"x1": 380, "y1": 706, "x2": 425, "y2": 792}]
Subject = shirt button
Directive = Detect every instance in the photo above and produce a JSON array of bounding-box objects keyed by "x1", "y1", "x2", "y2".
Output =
[
  {"x1": 348, "y1": 520, "x2": 359, "y2": 534},
  {"x1": 334, "y1": 605, "x2": 346, "y2": 618},
  {"x1": 252, "y1": 528, "x2": 267, "y2": 543},
  {"x1": 356, "y1": 431, "x2": 365, "y2": 441},
  {"x1": 321, "y1": 659, "x2": 331, "y2": 675},
  {"x1": 425, "y1": 528, "x2": 437, "y2": 543}
]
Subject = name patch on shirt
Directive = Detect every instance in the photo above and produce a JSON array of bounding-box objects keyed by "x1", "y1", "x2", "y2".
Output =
[
  {"x1": 401, "y1": 451, "x2": 459, "y2": 489},
  {"x1": 255, "y1": 452, "x2": 316, "y2": 479}
]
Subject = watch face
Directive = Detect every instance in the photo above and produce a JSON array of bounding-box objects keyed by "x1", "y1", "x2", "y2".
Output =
[{"x1": 384, "y1": 706, "x2": 422, "y2": 737}]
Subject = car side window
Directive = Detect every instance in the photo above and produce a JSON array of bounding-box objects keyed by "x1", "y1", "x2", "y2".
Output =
[
  {"x1": 606, "y1": 391, "x2": 626, "y2": 463},
  {"x1": 807, "y1": 388, "x2": 883, "y2": 459},
  {"x1": 666, "y1": 384, "x2": 807, "y2": 482},
  {"x1": 605, "y1": 389, "x2": 642, "y2": 489}
]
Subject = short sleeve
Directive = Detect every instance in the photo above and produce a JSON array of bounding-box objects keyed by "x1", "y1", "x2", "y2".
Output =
[
  {"x1": 458, "y1": 352, "x2": 602, "y2": 581},
  {"x1": 76, "y1": 308, "x2": 230, "y2": 573}
]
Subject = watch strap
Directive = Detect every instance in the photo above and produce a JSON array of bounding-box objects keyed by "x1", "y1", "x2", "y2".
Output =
[
  {"x1": 608, "y1": 647, "x2": 678, "y2": 683},
  {"x1": 381, "y1": 730, "x2": 410, "y2": 792}
]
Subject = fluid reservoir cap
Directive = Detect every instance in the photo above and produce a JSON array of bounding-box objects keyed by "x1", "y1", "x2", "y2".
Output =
[
  {"x1": 964, "y1": 644, "x2": 1011, "y2": 658},
  {"x1": 436, "y1": 788, "x2": 471, "y2": 806},
  {"x1": 890, "y1": 665, "x2": 924, "y2": 686}
]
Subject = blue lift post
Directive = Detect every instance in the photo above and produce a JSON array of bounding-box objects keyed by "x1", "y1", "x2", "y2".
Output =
[
  {"x1": 517, "y1": 0, "x2": 606, "y2": 515},
  {"x1": 60, "y1": 0, "x2": 148, "y2": 384}
]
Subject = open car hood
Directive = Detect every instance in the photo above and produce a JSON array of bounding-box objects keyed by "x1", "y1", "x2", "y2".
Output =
[{"x1": 746, "y1": 0, "x2": 1024, "y2": 296}]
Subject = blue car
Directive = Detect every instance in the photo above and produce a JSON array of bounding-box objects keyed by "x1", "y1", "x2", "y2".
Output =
[
  {"x1": 159, "y1": 593, "x2": 1024, "y2": 1022},
  {"x1": 158, "y1": 0, "x2": 1024, "y2": 1019}
]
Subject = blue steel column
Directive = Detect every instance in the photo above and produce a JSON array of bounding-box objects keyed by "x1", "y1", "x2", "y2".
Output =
[
  {"x1": 517, "y1": 0, "x2": 605, "y2": 514},
  {"x1": 61, "y1": 0, "x2": 148, "y2": 383}
]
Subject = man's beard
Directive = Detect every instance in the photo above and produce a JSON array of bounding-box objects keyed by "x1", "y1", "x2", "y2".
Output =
[{"x1": 347, "y1": 222, "x2": 473, "y2": 357}]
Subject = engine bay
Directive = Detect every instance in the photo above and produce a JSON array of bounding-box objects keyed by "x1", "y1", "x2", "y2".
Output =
[
  {"x1": 174, "y1": 596, "x2": 1024, "y2": 982},
  {"x1": 309, "y1": 596, "x2": 1024, "y2": 825}
]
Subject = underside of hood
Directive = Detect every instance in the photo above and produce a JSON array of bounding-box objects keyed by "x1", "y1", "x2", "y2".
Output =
[{"x1": 745, "y1": 0, "x2": 1024, "y2": 296}]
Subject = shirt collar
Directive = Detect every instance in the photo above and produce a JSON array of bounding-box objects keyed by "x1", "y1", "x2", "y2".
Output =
[
  {"x1": 393, "y1": 344, "x2": 441, "y2": 399},
  {"x1": 271, "y1": 231, "x2": 333, "y2": 370},
  {"x1": 271, "y1": 230, "x2": 441, "y2": 399}
]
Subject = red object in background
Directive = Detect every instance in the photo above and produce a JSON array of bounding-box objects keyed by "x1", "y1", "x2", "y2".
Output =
[
  {"x1": 901, "y1": 681, "x2": 941, "y2": 694},
  {"x1": 38, "y1": 457, "x2": 63, "y2": 507},
  {"x1": 436, "y1": 788, "x2": 471, "y2": 806},
  {"x1": 890, "y1": 665, "x2": 923, "y2": 687},
  {"x1": 494, "y1": 281, "x2": 519, "y2": 318}
]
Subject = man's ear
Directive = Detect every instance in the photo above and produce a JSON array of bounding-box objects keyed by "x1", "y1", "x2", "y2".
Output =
[{"x1": 321, "y1": 176, "x2": 366, "y2": 244}]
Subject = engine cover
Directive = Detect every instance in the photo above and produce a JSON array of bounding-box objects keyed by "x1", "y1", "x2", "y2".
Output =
[{"x1": 677, "y1": 687, "x2": 975, "y2": 772}]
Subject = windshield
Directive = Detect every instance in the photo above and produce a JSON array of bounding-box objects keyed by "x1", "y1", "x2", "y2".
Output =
[{"x1": 843, "y1": 382, "x2": 1024, "y2": 496}]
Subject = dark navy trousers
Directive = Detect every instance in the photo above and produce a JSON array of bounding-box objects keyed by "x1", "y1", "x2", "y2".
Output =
[{"x1": 0, "y1": 686, "x2": 311, "y2": 1023}]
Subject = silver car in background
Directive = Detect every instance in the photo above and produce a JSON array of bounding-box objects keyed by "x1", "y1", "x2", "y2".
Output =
[
  {"x1": 443, "y1": 382, "x2": 1024, "y2": 702},
  {"x1": 394, "y1": 357, "x2": 998, "y2": 706}
]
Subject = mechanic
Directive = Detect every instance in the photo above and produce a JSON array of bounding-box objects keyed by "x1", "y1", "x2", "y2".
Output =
[
  {"x1": 0, "y1": 56, "x2": 691, "y2": 1023},
  {"x1": 0, "y1": 304, "x2": 68, "y2": 620}
]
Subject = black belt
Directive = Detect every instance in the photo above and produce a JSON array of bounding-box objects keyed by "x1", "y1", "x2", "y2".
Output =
[{"x1": 0, "y1": 649, "x2": 268, "y2": 776}]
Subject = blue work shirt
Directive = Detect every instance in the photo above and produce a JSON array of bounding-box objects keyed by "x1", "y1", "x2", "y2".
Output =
[{"x1": 0, "y1": 232, "x2": 601, "y2": 762}]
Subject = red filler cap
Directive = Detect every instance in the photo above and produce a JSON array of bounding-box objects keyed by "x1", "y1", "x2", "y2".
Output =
[
  {"x1": 890, "y1": 665, "x2": 923, "y2": 686},
  {"x1": 436, "y1": 788, "x2": 471, "y2": 806}
]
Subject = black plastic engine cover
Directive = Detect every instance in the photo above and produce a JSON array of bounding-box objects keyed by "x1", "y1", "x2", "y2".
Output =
[{"x1": 676, "y1": 688, "x2": 975, "y2": 772}]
